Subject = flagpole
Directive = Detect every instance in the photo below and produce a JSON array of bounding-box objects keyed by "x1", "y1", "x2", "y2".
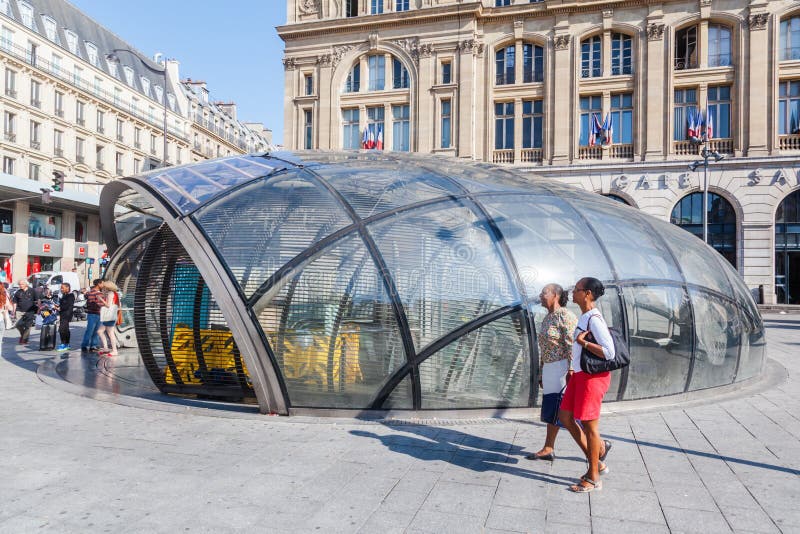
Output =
[{"x1": 703, "y1": 141, "x2": 709, "y2": 245}]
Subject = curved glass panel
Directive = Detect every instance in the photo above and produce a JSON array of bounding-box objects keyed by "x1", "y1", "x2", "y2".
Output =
[
  {"x1": 649, "y1": 217, "x2": 732, "y2": 295},
  {"x1": 419, "y1": 312, "x2": 529, "y2": 409},
  {"x1": 368, "y1": 200, "x2": 517, "y2": 351},
  {"x1": 311, "y1": 162, "x2": 462, "y2": 219},
  {"x1": 572, "y1": 200, "x2": 682, "y2": 282},
  {"x1": 688, "y1": 289, "x2": 740, "y2": 390},
  {"x1": 256, "y1": 234, "x2": 407, "y2": 408},
  {"x1": 195, "y1": 169, "x2": 352, "y2": 298},
  {"x1": 622, "y1": 285, "x2": 693, "y2": 399},
  {"x1": 143, "y1": 156, "x2": 285, "y2": 214},
  {"x1": 593, "y1": 287, "x2": 624, "y2": 402},
  {"x1": 113, "y1": 189, "x2": 162, "y2": 247},
  {"x1": 481, "y1": 195, "x2": 613, "y2": 295},
  {"x1": 382, "y1": 375, "x2": 413, "y2": 410}
]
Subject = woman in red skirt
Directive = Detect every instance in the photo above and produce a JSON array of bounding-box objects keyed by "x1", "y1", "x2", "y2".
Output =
[{"x1": 559, "y1": 277, "x2": 615, "y2": 492}]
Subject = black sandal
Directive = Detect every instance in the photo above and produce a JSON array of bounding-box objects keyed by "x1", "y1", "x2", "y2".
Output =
[{"x1": 599, "y1": 440, "x2": 612, "y2": 462}]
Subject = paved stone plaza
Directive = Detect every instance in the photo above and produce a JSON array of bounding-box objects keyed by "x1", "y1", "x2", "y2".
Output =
[{"x1": 1, "y1": 314, "x2": 798, "y2": 533}]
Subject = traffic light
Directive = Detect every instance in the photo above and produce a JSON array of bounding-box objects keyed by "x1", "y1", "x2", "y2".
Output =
[{"x1": 52, "y1": 170, "x2": 65, "y2": 192}]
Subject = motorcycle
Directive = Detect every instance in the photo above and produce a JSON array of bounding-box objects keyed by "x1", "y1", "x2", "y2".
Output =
[{"x1": 71, "y1": 290, "x2": 87, "y2": 321}]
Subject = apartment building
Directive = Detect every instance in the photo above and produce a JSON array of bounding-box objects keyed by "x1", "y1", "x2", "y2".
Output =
[{"x1": 1, "y1": 0, "x2": 271, "y2": 284}]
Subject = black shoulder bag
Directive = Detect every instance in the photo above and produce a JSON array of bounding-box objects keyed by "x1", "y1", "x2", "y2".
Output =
[{"x1": 580, "y1": 315, "x2": 630, "y2": 374}]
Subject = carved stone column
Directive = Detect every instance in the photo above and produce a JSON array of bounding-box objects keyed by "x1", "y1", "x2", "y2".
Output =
[
  {"x1": 551, "y1": 33, "x2": 572, "y2": 164},
  {"x1": 458, "y1": 38, "x2": 483, "y2": 158},
  {"x1": 644, "y1": 21, "x2": 666, "y2": 160},
  {"x1": 746, "y1": 10, "x2": 770, "y2": 156}
]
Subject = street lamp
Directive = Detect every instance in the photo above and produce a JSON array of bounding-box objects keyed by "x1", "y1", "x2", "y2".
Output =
[
  {"x1": 105, "y1": 49, "x2": 169, "y2": 168},
  {"x1": 688, "y1": 137, "x2": 725, "y2": 245}
]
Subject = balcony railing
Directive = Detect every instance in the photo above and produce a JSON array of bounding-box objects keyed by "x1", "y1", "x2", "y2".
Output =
[
  {"x1": 30, "y1": 141, "x2": 40, "y2": 150},
  {"x1": 522, "y1": 71, "x2": 544, "y2": 84},
  {"x1": 581, "y1": 67, "x2": 601, "y2": 79},
  {"x1": 578, "y1": 145, "x2": 603, "y2": 160},
  {"x1": 54, "y1": 148, "x2": 63, "y2": 157},
  {"x1": 76, "y1": 118, "x2": 85, "y2": 126},
  {"x1": 96, "y1": 161, "x2": 104, "y2": 170},
  {"x1": 151, "y1": 147, "x2": 157, "y2": 155},
  {"x1": 708, "y1": 55, "x2": 733, "y2": 68},
  {"x1": 115, "y1": 167, "x2": 124, "y2": 176},
  {"x1": 611, "y1": 64, "x2": 633, "y2": 76},
  {"x1": 492, "y1": 149, "x2": 514, "y2": 164},
  {"x1": 0, "y1": 38, "x2": 188, "y2": 141},
  {"x1": 5, "y1": 89, "x2": 16, "y2": 98},
  {"x1": 674, "y1": 138, "x2": 733, "y2": 155},
  {"x1": 97, "y1": 126, "x2": 105, "y2": 134},
  {"x1": 116, "y1": 134, "x2": 124, "y2": 142},
  {"x1": 3, "y1": 132, "x2": 15, "y2": 142},
  {"x1": 520, "y1": 148, "x2": 543, "y2": 163},
  {"x1": 134, "y1": 142, "x2": 141, "y2": 149},
  {"x1": 780, "y1": 134, "x2": 800, "y2": 150},
  {"x1": 55, "y1": 109, "x2": 64, "y2": 118},
  {"x1": 76, "y1": 155, "x2": 85, "y2": 163},
  {"x1": 30, "y1": 99, "x2": 40, "y2": 108},
  {"x1": 608, "y1": 144, "x2": 633, "y2": 159},
  {"x1": 674, "y1": 58, "x2": 698, "y2": 70}
]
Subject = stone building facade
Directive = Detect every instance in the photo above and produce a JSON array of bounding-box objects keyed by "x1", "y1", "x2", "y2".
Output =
[
  {"x1": 279, "y1": 0, "x2": 800, "y2": 305},
  {"x1": 1, "y1": 0, "x2": 271, "y2": 284}
]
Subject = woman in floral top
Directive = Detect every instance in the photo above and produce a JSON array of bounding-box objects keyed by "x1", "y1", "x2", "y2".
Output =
[{"x1": 527, "y1": 283, "x2": 578, "y2": 461}]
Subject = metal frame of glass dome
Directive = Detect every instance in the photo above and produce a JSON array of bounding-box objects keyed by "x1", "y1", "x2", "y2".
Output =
[{"x1": 100, "y1": 152, "x2": 765, "y2": 416}]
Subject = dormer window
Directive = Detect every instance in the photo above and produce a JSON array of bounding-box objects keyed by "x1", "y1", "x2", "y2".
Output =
[
  {"x1": 167, "y1": 93, "x2": 176, "y2": 111},
  {"x1": 140, "y1": 76, "x2": 151, "y2": 96},
  {"x1": 18, "y1": 2, "x2": 36, "y2": 30},
  {"x1": 154, "y1": 85, "x2": 163, "y2": 103},
  {"x1": 85, "y1": 42, "x2": 98, "y2": 66},
  {"x1": 0, "y1": 0, "x2": 11, "y2": 17},
  {"x1": 106, "y1": 57, "x2": 118, "y2": 78},
  {"x1": 64, "y1": 30, "x2": 79, "y2": 56},
  {"x1": 41, "y1": 15, "x2": 59, "y2": 43},
  {"x1": 123, "y1": 66, "x2": 134, "y2": 86}
]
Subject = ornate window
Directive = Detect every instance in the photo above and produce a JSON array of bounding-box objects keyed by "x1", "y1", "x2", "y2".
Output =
[
  {"x1": 780, "y1": 17, "x2": 800, "y2": 61},
  {"x1": 495, "y1": 45, "x2": 515, "y2": 85},
  {"x1": 395, "y1": 0, "x2": 409, "y2": 11},
  {"x1": 368, "y1": 55, "x2": 385, "y2": 91},
  {"x1": 610, "y1": 93, "x2": 633, "y2": 144},
  {"x1": 342, "y1": 108, "x2": 360, "y2": 149},
  {"x1": 779, "y1": 80, "x2": 800, "y2": 134},
  {"x1": 522, "y1": 100, "x2": 543, "y2": 149},
  {"x1": 85, "y1": 42, "x2": 99, "y2": 66},
  {"x1": 611, "y1": 33, "x2": 632, "y2": 75},
  {"x1": 675, "y1": 26, "x2": 698, "y2": 70},
  {"x1": 392, "y1": 58, "x2": 409, "y2": 89},
  {"x1": 707, "y1": 85, "x2": 731, "y2": 139},
  {"x1": 708, "y1": 24, "x2": 732, "y2": 67},
  {"x1": 344, "y1": 63, "x2": 360, "y2": 93},
  {"x1": 65, "y1": 30, "x2": 79, "y2": 56},
  {"x1": 581, "y1": 36, "x2": 601, "y2": 78},
  {"x1": 392, "y1": 104, "x2": 409, "y2": 151},
  {"x1": 523, "y1": 43, "x2": 544, "y2": 83},
  {"x1": 673, "y1": 88, "x2": 698, "y2": 141},
  {"x1": 579, "y1": 95, "x2": 602, "y2": 146},
  {"x1": 494, "y1": 102, "x2": 514, "y2": 150}
]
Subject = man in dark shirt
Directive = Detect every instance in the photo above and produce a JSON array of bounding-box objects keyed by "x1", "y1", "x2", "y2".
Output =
[
  {"x1": 56, "y1": 283, "x2": 75, "y2": 352},
  {"x1": 11, "y1": 279, "x2": 37, "y2": 344},
  {"x1": 81, "y1": 279, "x2": 103, "y2": 352}
]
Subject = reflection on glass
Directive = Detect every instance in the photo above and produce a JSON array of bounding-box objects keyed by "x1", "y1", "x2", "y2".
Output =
[
  {"x1": 622, "y1": 285, "x2": 693, "y2": 399},
  {"x1": 572, "y1": 200, "x2": 682, "y2": 282},
  {"x1": 688, "y1": 288, "x2": 740, "y2": 389},
  {"x1": 368, "y1": 200, "x2": 517, "y2": 351},
  {"x1": 196, "y1": 169, "x2": 352, "y2": 297},
  {"x1": 258, "y1": 234, "x2": 406, "y2": 408},
  {"x1": 483, "y1": 195, "x2": 613, "y2": 296},
  {"x1": 419, "y1": 312, "x2": 529, "y2": 409}
]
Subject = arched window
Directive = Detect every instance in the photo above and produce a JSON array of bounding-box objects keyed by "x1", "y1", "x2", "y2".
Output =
[
  {"x1": 670, "y1": 192, "x2": 736, "y2": 267},
  {"x1": 708, "y1": 24, "x2": 732, "y2": 67},
  {"x1": 780, "y1": 16, "x2": 800, "y2": 61},
  {"x1": 775, "y1": 189, "x2": 800, "y2": 304},
  {"x1": 675, "y1": 25, "x2": 698, "y2": 70},
  {"x1": 344, "y1": 63, "x2": 360, "y2": 93},
  {"x1": 392, "y1": 58, "x2": 409, "y2": 89},
  {"x1": 611, "y1": 33, "x2": 632, "y2": 75},
  {"x1": 522, "y1": 43, "x2": 544, "y2": 83},
  {"x1": 581, "y1": 36, "x2": 601, "y2": 78},
  {"x1": 495, "y1": 45, "x2": 515, "y2": 85}
]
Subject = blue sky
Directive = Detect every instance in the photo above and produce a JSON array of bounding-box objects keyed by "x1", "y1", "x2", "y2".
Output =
[{"x1": 68, "y1": 0, "x2": 288, "y2": 145}]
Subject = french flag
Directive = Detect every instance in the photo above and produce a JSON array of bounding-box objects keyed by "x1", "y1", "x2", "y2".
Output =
[
  {"x1": 687, "y1": 108, "x2": 696, "y2": 139},
  {"x1": 362, "y1": 128, "x2": 369, "y2": 149},
  {"x1": 706, "y1": 110, "x2": 713, "y2": 140},
  {"x1": 376, "y1": 126, "x2": 383, "y2": 150},
  {"x1": 589, "y1": 114, "x2": 602, "y2": 146},
  {"x1": 368, "y1": 127, "x2": 375, "y2": 149},
  {"x1": 602, "y1": 113, "x2": 613, "y2": 146}
]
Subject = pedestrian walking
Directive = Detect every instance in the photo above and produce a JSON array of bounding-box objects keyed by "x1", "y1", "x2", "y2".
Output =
[
  {"x1": 81, "y1": 279, "x2": 103, "y2": 352},
  {"x1": 56, "y1": 282, "x2": 75, "y2": 352},
  {"x1": 97, "y1": 280, "x2": 119, "y2": 357},
  {"x1": 0, "y1": 282, "x2": 13, "y2": 353},
  {"x1": 11, "y1": 279, "x2": 37, "y2": 345},
  {"x1": 559, "y1": 277, "x2": 615, "y2": 493},
  {"x1": 526, "y1": 283, "x2": 577, "y2": 461}
]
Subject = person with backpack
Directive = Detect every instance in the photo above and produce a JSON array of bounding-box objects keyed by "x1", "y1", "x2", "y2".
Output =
[
  {"x1": 96, "y1": 280, "x2": 120, "y2": 357},
  {"x1": 81, "y1": 279, "x2": 104, "y2": 352},
  {"x1": 11, "y1": 279, "x2": 37, "y2": 345},
  {"x1": 559, "y1": 277, "x2": 616, "y2": 493},
  {"x1": 56, "y1": 282, "x2": 75, "y2": 352}
]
